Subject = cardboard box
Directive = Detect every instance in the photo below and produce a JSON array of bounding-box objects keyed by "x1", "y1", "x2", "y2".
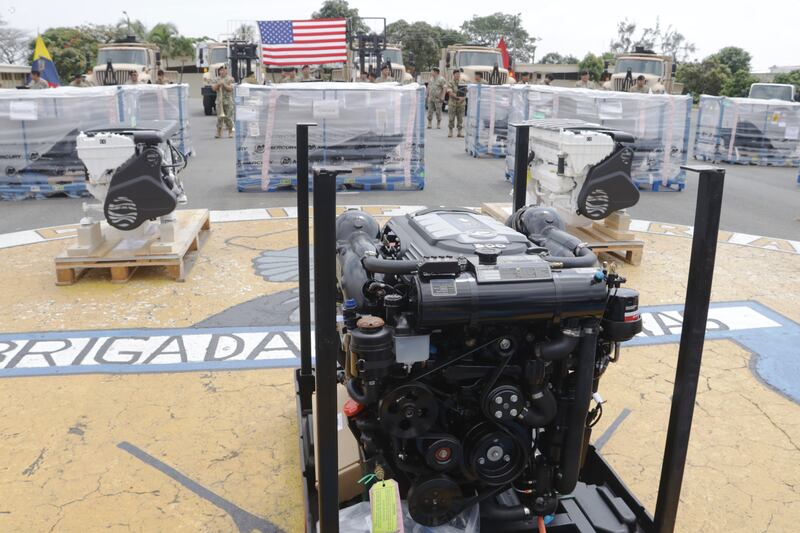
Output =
[{"x1": 314, "y1": 383, "x2": 364, "y2": 503}]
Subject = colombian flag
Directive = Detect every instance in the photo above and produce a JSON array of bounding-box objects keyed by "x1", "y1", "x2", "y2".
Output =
[{"x1": 32, "y1": 36, "x2": 60, "y2": 87}]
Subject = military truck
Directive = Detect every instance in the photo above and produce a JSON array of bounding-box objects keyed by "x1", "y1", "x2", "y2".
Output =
[
  {"x1": 439, "y1": 45, "x2": 512, "y2": 85},
  {"x1": 196, "y1": 42, "x2": 230, "y2": 115},
  {"x1": 603, "y1": 47, "x2": 682, "y2": 94},
  {"x1": 748, "y1": 83, "x2": 798, "y2": 102},
  {"x1": 93, "y1": 37, "x2": 162, "y2": 86}
]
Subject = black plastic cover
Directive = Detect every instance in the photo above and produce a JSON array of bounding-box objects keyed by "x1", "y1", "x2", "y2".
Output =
[
  {"x1": 103, "y1": 147, "x2": 177, "y2": 230},
  {"x1": 577, "y1": 146, "x2": 640, "y2": 220}
]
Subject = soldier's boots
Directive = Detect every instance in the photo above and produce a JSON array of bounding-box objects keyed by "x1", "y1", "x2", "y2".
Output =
[
  {"x1": 427, "y1": 120, "x2": 432, "y2": 129},
  {"x1": 215, "y1": 127, "x2": 222, "y2": 139},
  {"x1": 457, "y1": 129, "x2": 464, "y2": 138},
  {"x1": 228, "y1": 128, "x2": 234, "y2": 138},
  {"x1": 437, "y1": 121, "x2": 441, "y2": 129},
  {"x1": 448, "y1": 129, "x2": 453, "y2": 138}
]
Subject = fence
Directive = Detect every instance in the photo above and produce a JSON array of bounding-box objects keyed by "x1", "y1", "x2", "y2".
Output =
[
  {"x1": 0, "y1": 84, "x2": 192, "y2": 200},
  {"x1": 234, "y1": 82, "x2": 425, "y2": 192},
  {"x1": 506, "y1": 85, "x2": 693, "y2": 191},
  {"x1": 693, "y1": 95, "x2": 800, "y2": 167}
]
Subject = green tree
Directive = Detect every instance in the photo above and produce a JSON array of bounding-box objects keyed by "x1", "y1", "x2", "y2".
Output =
[
  {"x1": 711, "y1": 46, "x2": 752, "y2": 75},
  {"x1": 773, "y1": 70, "x2": 800, "y2": 97},
  {"x1": 387, "y1": 20, "x2": 441, "y2": 70},
  {"x1": 578, "y1": 53, "x2": 604, "y2": 82},
  {"x1": 31, "y1": 27, "x2": 101, "y2": 80},
  {"x1": 609, "y1": 19, "x2": 637, "y2": 54},
  {"x1": 435, "y1": 28, "x2": 467, "y2": 49},
  {"x1": 148, "y1": 23, "x2": 178, "y2": 60},
  {"x1": 232, "y1": 24, "x2": 255, "y2": 43},
  {"x1": 721, "y1": 69, "x2": 759, "y2": 97},
  {"x1": 460, "y1": 12, "x2": 538, "y2": 63},
  {"x1": 312, "y1": 0, "x2": 369, "y2": 35},
  {"x1": 539, "y1": 52, "x2": 578, "y2": 64},
  {"x1": 676, "y1": 56, "x2": 731, "y2": 101},
  {"x1": 115, "y1": 18, "x2": 148, "y2": 40},
  {"x1": 609, "y1": 18, "x2": 695, "y2": 62}
]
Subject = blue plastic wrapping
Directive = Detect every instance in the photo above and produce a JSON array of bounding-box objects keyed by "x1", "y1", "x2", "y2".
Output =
[
  {"x1": 506, "y1": 85, "x2": 692, "y2": 191},
  {"x1": 234, "y1": 82, "x2": 425, "y2": 192},
  {"x1": 0, "y1": 84, "x2": 192, "y2": 200},
  {"x1": 693, "y1": 95, "x2": 800, "y2": 166},
  {"x1": 465, "y1": 84, "x2": 511, "y2": 158}
]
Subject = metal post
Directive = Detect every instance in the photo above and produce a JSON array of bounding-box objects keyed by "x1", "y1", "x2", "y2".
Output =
[
  {"x1": 296, "y1": 123, "x2": 317, "y2": 396},
  {"x1": 653, "y1": 165, "x2": 725, "y2": 533},
  {"x1": 313, "y1": 168, "x2": 339, "y2": 533},
  {"x1": 511, "y1": 122, "x2": 530, "y2": 213}
]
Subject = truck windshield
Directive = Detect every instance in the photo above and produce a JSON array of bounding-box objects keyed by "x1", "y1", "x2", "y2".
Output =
[
  {"x1": 615, "y1": 59, "x2": 663, "y2": 76},
  {"x1": 749, "y1": 85, "x2": 793, "y2": 101},
  {"x1": 382, "y1": 49, "x2": 403, "y2": 65},
  {"x1": 209, "y1": 48, "x2": 228, "y2": 64},
  {"x1": 457, "y1": 51, "x2": 502, "y2": 67},
  {"x1": 97, "y1": 49, "x2": 147, "y2": 66}
]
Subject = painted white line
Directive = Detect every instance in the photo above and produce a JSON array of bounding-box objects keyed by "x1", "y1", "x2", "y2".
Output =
[
  {"x1": 210, "y1": 209, "x2": 270, "y2": 222},
  {"x1": 0, "y1": 229, "x2": 44, "y2": 249}
]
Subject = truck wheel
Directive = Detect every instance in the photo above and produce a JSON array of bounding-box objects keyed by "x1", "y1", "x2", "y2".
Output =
[{"x1": 203, "y1": 96, "x2": 215, "y2": 116}]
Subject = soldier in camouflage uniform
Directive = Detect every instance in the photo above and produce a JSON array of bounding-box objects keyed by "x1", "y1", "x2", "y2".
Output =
[
  {"x1": 69, "y1": 74, "x2": 92, "y2": 87},
  {"x1": 446, "y1": 69, "x2": 467, "y2": 138},
  {"x1": 630, "y1": 75, "x2": 649, "y2": 94},
  {"x1": 473, "y1": 71, "x2": 487, "y2": 84},
  {"x1": 377, "y1": 64, "x2": 393, "y2": 83},
  {"x1": 212, "y1": 65, "x2": 235, "y2": 138},
  {"x1": 426, "y1": 67, "x2": 446, "y2": 129},
  {"x1": 27, "y1": 70, "x2": 49, "y2": 89}
]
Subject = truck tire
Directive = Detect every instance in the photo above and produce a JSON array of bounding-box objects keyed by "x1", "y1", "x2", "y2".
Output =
[{"x1": 203, "y1": 95, "x2": 215, "y2": 116}]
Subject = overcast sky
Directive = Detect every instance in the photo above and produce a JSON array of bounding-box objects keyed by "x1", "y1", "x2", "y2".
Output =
[{"x1": 5, "y1": 0, "x2": 797, "y2": 71}]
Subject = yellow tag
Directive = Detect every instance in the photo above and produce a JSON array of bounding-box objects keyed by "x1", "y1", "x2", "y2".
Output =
[{"x1": 370, "y1": 479, "x2": 401, "y2": 533}]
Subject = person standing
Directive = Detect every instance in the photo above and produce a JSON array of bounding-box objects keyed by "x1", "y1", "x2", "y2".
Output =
[
  {"x1": 27, "y1": 70, "x2": 49, "y2": 89},
  {"x1": 358, "y1": 70, "x2": 369, "y2": 82},
  {"x1": 125, "y1": 71, "x2": 140, "y2": 85},
  {"x1": 630, "y1": 75, "x2": 649, "y2": 94},
  {"x1": 446, "y1": 69, "x2": 466, "y2": 138},
  {"x1": 300, "y1": 65, "x2": 312, "y2": 81},
  {"x1": 517, "y1": 72, "x2": 532, "y2": 85},
  {"x1": 575, "y1": 70, "x2": 596, "y2": 89},
  {"x1": 377, "y1": 64, "x2": 393, "y2": 83},
  {"x1": 426, "y1": 67, "x2": 446, "y2": 129},
  {"x1": 212, "y1": 65, "x2": 235, "y2": 138},
  {"x1": 542, "y1": 73, "x2": 554, "y2": 86},
  {"x1": 153, "y1": 69, "x2": 168, "y2": 85},
  {"x1": 69, "y1": 74, "x2": 92, "y2": 87},
  {"x1": 473, "y1": 71, "x2": 487, "y2": 84}
]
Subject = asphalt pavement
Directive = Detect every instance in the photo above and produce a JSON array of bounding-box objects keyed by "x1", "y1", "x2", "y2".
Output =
[{"x1": 2, "y1": 97, "x2": 799, "y2": 240}]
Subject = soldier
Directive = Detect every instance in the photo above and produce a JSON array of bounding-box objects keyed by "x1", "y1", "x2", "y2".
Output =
[
  {"x1": 542, "y1": 73, "x2": 554, "y2": 86},
  {"x1": 359, "y1": 70, "x2": 369, "y2": 82},
  {"x1": 473, "y1": 71, "x2": 487, "y2": 84},
  {"x1": 426, "y1": 67, "x2": 446, "y2": 129},
  {"x1": 446, "y1": 69, "x2": 467, "y2": 138},
  {"x1": 517, "y1": 72, "x2": 531, "y2": 85},
  {"x1": 368, "y1": 71, "x2": 377, "y2": 83},
  {"x1": 243, "y1": 68, "x2": 258, "y2": 84},
  {"x1": 300, "y1": 65, "x2": 312, "y2": 82},
  {"x1": 630, "y1": 75, "x2": 649, "y2": 94},
  {"x1": 27, "y1": 70, "x2": 49, "y2": 89},
  {"x1": 377, "y1": 64, "x2": 393, "y2": 83},
  {"x1": 154, "y1": 69, "x2": 168, "y2": 85},
  {"x1": 212, "y1": 65, "x2": 235, "y2": 139},
  {"x1": 69, "y1": 74, "x2": 92, "y2": 87},
  {"x1": 125, "y1": 71, "x2": 140, "y2": 85},
  {"x1": 575, "y1": 70, "x2": 596, "y2": 89}
]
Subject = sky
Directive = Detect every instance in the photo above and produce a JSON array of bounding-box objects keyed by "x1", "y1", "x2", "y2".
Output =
[{"x1": 4, "y1": 0, "x2": 798, "y2": 71}]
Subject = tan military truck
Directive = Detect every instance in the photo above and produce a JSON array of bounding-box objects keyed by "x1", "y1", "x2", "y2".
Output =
[
  {"x1": 603, "y1": 47, "x2": 682, "y2": 94},
  {"x1": 438, "y1": 45, "x2": 513, "y2": 85},
  {"x1": 196, "y1": 42, "x2": 230, "y2": 115},
  {"x1": 93, "y1": 38, "x2": 162, "y2": 86}
]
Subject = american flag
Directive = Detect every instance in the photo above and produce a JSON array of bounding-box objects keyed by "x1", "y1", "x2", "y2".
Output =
[{"x1": 258, "y1": 18, "x2": 348, "y2": 66}]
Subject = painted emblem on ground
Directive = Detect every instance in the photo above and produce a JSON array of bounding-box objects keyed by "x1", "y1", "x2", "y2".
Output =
[
  {"x1": 0, "y1": 301, "x2": 797, "y2": 404},
  {"x1": 252, "y1": 247, "x2": 312, "y2": 282}
]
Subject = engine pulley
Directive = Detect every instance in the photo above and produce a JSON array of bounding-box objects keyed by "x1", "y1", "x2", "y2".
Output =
[
  {"x1": 424, "y1": 436, "x2": 462, "y2": 472},
  {"x1": 465, "y1": 423, "x2": 525, "y2": 485},
  {"x1": 482, "y1": 384, "x2": 525, "y2": 423},
  {"x1": 407, "y1": 476, "x2": 464, "y2": 527},
  {"x1": 379, "y1": 383, "x2": 439, "y2": 439}
]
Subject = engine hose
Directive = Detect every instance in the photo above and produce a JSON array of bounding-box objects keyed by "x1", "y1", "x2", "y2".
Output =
[
  {"x1": 480, "y1": 498, "x2": 529, "y2": 522},
  {"x1": 555, "y1": 321, "x2": 599, "y2": 494},
  {"x1": 361, "y1": 255, "x2": 419, "y2": 274},
  {"x1": 346, "y1": 377, "x2": 376, "y2": 405},
  {"x1": 535, "y1": 328, "x2": 581, "y2": 361},
  {"x1": 520, "y1": 387, "x2": 557, "y2": 427},
  {"x1": 542, "y1": 245, "x2": 597, "y2": 269}
]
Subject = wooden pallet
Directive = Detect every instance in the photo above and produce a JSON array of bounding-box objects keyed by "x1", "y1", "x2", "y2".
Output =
[
  {"x1": 481, "y1": 204, "x2": 644, "y2": 266},
  {"x1": 54, "y1": 209, "x2": 211, "y2": 285}
]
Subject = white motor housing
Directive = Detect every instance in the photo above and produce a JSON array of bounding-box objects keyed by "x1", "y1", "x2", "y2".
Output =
[
  {"x1": 523, "y1": 119, "x2": 639, "y2": 227},
  {"x1": 77, "y1": 132, "x2": 136, "y2": 206}
]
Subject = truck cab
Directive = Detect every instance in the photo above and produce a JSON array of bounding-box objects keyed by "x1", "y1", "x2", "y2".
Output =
[
  {"x1": 604, "y1": 48, "x2": 682, "y2": 94},
  {"x1": 441, "y1": 45, "x2": 512, "y2": 85},
  {"x1": 93, "y1": 40, "x2": 161, "y2": 86},
  {"x1": 748, "y1": 83, "x2": 798, "y2": 102},
  {"x1": 380, "y1": 46, "x2": 413, "y2": 82}
]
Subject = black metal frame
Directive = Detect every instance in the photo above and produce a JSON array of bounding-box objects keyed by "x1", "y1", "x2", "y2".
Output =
[{"x1": 296, "y1": 124, "x2": 726, "y2": 533}]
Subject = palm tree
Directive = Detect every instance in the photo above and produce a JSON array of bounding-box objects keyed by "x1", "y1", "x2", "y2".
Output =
[{"x1": 148, "y1": 23, "x2": 179, "y2": 62}]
